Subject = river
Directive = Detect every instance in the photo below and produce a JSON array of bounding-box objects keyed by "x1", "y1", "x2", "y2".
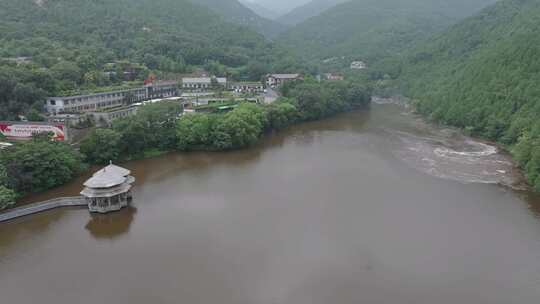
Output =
[{"x1": 1, "y1": 103, "x2": 539, "y2": 304}]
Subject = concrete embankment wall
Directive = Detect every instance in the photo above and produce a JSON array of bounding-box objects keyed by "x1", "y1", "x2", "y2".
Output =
[{"x1": 0, "y1": 196, "x2": 86, "y2": 223}]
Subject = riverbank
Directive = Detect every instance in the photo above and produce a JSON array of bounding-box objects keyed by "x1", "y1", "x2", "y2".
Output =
[
  {"x1": 375, "y1": 95, "x2": 534, "y2": 192},
  {"x1": 2, "y1": 104, "x2": 540, "y2": 304},
  {"x1": 0, "y1": 80, "x2": 371, "y2": 211}
]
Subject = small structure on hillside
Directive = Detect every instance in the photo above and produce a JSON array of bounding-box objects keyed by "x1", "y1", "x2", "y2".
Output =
[
  {"x1": 80, "y1": 163, "x2": 135, "y2": 213},
  {"x1": 350, "y1": 61, "x2": 367, "y2": 70},
  {"x1": 324, "y1": 73, "x2": 344, "y2": 81},
  {"x1": 266, "y1": 74, "x2": 302, "y2": 88}
]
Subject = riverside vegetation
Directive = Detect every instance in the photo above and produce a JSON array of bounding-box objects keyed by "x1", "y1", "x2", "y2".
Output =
[
  {"x1": 0, "y1": 79, "x2": 370, "y2": 209},
  {"x1": 279, "y1": 0, "x2": 540, "y2": 191},
  {"x1": 2, "y1": 0, "x2": 540, "y2": 204},
  {"x1": 396, "y1": 0, "x2": 540, "y2": 191},
  {"x1": 0, "y1": 0, "x2": 310, "y2": 121}
]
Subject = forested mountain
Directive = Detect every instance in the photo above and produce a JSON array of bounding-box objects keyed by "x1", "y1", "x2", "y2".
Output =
[
  {"x1": 278, "y1": 0, "x2": 499, "y2": 68},
  {"x1": 398, "y1": 0, "x2": 540, "y2": 190},
  {"x1": 254, "y1": 0, "x2": 312, "y2": 16},
  {"x1": 0, "y1": 0, "x2": 306, "y2": 120},
  {"x1": 239, "y1": 0, "x2": 280, "y2": 20},
  {"x1": 189, "y1": 0, "x2": 284, "y2": 36},
  {"x1": 277, "y1": 0, "x2": 348, "y2": 25}
]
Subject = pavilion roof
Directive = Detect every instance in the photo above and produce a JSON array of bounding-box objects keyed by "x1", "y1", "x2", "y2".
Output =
[
  {"x1": 93, "y1": 164, "x2": 131, "y2": 177},
  {"x1": 84, "y1": 170, "x2": 126, "y2": 189}
]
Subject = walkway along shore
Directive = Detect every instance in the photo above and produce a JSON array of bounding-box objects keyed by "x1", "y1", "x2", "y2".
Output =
[{"x1": 0, "y1": 196, "x2": 86, "y2": 223}]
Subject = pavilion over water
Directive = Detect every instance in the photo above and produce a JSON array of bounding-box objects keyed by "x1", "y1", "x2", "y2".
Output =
[{"x1": 80, "y1": 163, "x2": 135, "y2": 213}]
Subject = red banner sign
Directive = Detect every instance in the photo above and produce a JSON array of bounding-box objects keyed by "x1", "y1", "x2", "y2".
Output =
[{"x1": 0, "y1": 122, "x2": 66, "y2": 141}]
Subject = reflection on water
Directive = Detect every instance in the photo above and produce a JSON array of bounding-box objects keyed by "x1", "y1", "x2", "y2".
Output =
[{"x1": 85, "y1": 206, "x2": 137, "y2": 239}]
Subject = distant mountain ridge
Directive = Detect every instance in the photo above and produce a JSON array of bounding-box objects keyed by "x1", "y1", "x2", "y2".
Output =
[
  {"x1": 239, "y1": 0, "x2": 280, "y2": 20},
  {"x1": 278, "y1": 0, "x2": 499, "y2": 65},
  {"x1": 255, "y1": 0, "x2": 313, "y2": 16},
  {"x1": 189, "y1": 0, "x2": 285, "y2": 36},
  {"x1": 278, "y1": 0, "x2": 348, "y2": 25}
]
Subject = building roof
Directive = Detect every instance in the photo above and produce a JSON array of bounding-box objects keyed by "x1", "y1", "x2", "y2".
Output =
[
  {"x1": 93, "y1": 164, "x2": 131, "y2": 177},
  {"x1": 230, "y1": 82, "x2": 263, "y2": 86},
  {"x1": 182, "y1": 77, "x2": 227, "y2": 84},
  {"x1": 83, "y1": 163, "x2": 132, "y2": 189},
  {"x1": 269, "y1": 74, "x2": 301, "y2": 79},
  {"x1": 145, "y1": 80, "x2": 178, "y2": 87},
  {"x1": 84, "y1": 170, "x2": 126, "y2": 189}
]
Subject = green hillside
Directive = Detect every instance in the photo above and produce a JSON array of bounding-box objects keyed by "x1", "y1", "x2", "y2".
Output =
[
  {"x1": 399, "y1": 0, "x2": 540, "y2": 190},
  {"x1": 239, "y1": 0, "x2": 281, "y2": 20},
  {"x1": 0, "y1": 0, "x2": 305, "y2": 119},
  {"x1": 190, "y1": 0, "x2": 285, "y2": 36},
  {"x1": 277, "y1": 0, "x2": 347, "y2": 25},
  {"x1": 278, "y1": 0, "x2": 498, "y2": 67}
]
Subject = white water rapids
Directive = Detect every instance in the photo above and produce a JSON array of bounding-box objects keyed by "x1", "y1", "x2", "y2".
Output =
[{"x1": 373, "y1": 96, "x2": 525, "y2": 189}]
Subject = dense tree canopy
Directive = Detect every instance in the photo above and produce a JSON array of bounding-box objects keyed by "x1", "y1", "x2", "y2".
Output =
[
  {"x1": 277, "y1": 0, "x2": 497, "y2": 70},
  {"x1": 0, "y1": 0, "x2": 309, "y2": 120},
  {"x1": 397, "y1": 0, "x2": 540, "y2": 190},
  {"x1": 174, "y1": 79, "x2": 371, "y2": 151},
  {"x1": 0, "y1": 137, "x2": 85, "y2": 194},
  {"x1": 81, "y1": 102, "x2": 181, "y2": 163}
]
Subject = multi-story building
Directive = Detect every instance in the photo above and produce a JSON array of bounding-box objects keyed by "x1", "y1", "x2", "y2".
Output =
[
  {"x1": 266, "y1": 74, "x2": 302, "y2": 88},
  {"x1": 182, "y1": 77, "x2": 227, "y2": 90},
  {"x1": 229, "y1": 82, "x2": 264, "y2": 93},
  {"x1": 45, "y1": 81, "x2": 178, "y2": 115},
  {"x1": 91, "y1": 105, "x2": 139, "y2": 127}
]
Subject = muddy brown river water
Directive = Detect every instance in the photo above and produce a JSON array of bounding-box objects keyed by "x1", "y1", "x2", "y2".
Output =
[{"x1": 1, "y1": 104, "x2": 540, "y2": 304}]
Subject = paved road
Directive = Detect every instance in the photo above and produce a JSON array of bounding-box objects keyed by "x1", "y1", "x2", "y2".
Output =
[{"x1": 263, "y1": 88, "x2": 280, "y2": 104}]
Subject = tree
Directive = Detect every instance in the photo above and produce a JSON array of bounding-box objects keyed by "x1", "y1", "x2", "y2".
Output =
[
  {"x1": 0, "y1": 162, "x2": 7, "y2": 187},
  {"x1": 176, "y1": 114, "x2": 217, "y2": 151},
  {"x1": 80, "y1": 129, "x2": 123, "y2": 164},
  {"x1": 113, "y1": 119, "x2": 148, "y2": 158},
  {"x1": 51, "y1": 61, "x2": 82, "y2": 84},
  {"x1": 0, "y1": 185, "x2": 16, "y2": 210},
  {"x1": 26, "y1": 108, "x2": 45, "y2": 122},
  {"x1": 214, "y1": 103, "x2": 267, "y2": 149},
  {"x1": 0, "y1": 139, "x2": 85, "y2": 193},
  {"x1": 265, "y1": 101, "x2": 298, "y2": 130}
]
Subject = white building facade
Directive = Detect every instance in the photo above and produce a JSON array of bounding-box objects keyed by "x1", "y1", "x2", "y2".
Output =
[
  {"x1": 182, "y1": 77, "x2": 227, "y2": 90},
  {"x1": 46, "y1": 81, "x2": 178, "y2": 115}
]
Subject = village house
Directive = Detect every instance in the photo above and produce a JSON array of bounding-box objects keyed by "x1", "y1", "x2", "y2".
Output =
[
  {"x1": 266, "y1": 74, "x2": 302, "y2": 88},
  {"x1": 181, "y1": 77, "x2": 227, "y2": 90},
  {"x1": 45, "y1": 81, "x2": 178, "y2": 115},
  {"x1": 229, "y1": 82, "x2": 264, "y2": 93}
]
